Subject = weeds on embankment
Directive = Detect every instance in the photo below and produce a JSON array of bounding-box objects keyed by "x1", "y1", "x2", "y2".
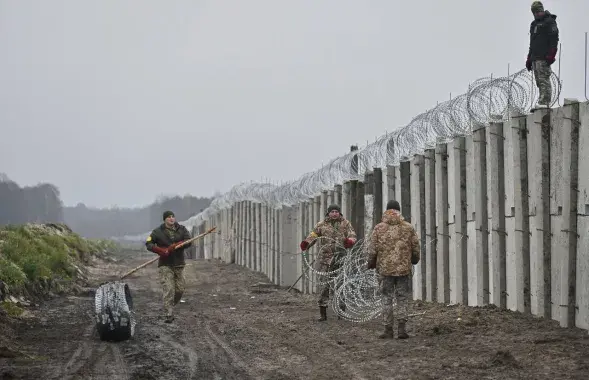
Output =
[{"x1": 0, "y1": 223, "x2": 119, "y2": 314}]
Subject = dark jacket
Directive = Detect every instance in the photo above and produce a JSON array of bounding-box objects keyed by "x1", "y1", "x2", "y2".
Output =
[
  {"x1": 145, "y1": 222, "x2": 192, "y2": 267},
  {"x1": 528, "y1": 11, "x2": 559, "y2": 61}
]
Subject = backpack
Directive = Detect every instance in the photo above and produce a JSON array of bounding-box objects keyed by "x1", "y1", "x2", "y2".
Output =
[{"x1": 94, "y1": 281, "x2": 136, "y2": 341}]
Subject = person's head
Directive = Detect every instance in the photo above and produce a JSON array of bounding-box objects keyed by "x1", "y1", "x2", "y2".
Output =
[
  {"x1": 386, "y1": 200, "x2": 401, "y2": 215},
  {"x1": 531, "y1": 1, "x2": 545, "y2": 19},
  {"x1": 326, "y1": 204, "x2": 342, "y2": 220},
  {"x1": 163, "y1": 210, "x2": 176, "y2": 227}
]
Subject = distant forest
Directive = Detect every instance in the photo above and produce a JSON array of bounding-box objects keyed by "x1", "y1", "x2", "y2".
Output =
[{"x1": 0, "y1": 173, "x2": 213, "y2": 239}]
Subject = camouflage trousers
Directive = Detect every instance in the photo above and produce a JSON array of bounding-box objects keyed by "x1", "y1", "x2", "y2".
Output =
[
  {"x1": 380, "y1": 275, "x2": 410, "y2": 326},
  {"x1": 316, "y1": 252, "x2": 346, "y2": 308},
  {"x1": 159, "y1": 265, "x2": 185, "y2": 317},
  {"x1": 533, "y1": 60, "x2": 552, "y2": 106}
]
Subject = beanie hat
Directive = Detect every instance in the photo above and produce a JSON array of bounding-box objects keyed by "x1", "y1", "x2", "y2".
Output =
[
  {"x1": 531, "y1": 1, "x2": 544, "y2": 12},
  {"x1": 386, "y1": 200, "x2": 401, "y2": 211},
  {"x1": 163, "y1": 210, "x2": 175, "y2": 220},
  {"x1": 326, "y1": 204, "x2": 341, "y2": 216}
]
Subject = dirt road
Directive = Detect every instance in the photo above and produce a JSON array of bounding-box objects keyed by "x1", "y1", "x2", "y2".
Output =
[{"x1": 1, "y1": 252, "x2": 588, "y2": 380}]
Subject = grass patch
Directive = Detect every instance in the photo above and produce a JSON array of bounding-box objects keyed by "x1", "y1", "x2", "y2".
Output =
[
  {"x1": 1, "y1": 301, "x2": 24, "y2": 317},
  {"x1": 0, "y1": 223, "x2": 119, "y2": 294}
]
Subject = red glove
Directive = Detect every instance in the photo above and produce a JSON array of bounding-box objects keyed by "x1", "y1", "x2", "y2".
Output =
[
  {"x1": 300, "y1": 241, "x2": 309, "y2": 251},
  {"x1": 343, "y1": 238, "x2": 356, "y2": 249},
  {"x1": 526, "y1": 55, "x2": 532, "y2": 71},
  {"x1": 169, "y1": 241, "x2": 183, "y2": 251},
  {"x1": 152, "y1": 246, "x2": 170, "y2": 257},
  {"x1": 546, "y1": 48, "x2": 557, "y2": 65}
]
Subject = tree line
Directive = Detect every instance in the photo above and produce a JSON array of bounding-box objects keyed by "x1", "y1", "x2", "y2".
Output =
[
  {"x1": 0, "y1": 173, "x2": 213, "y2": 238},
  {"x1": 0, "y1": 174, "x2": 64, "y2": 225}
]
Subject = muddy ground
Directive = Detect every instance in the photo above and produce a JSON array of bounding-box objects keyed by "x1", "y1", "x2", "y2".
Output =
[{"x1": 1, "y1": 251, "x2": 588, "y2": 380}]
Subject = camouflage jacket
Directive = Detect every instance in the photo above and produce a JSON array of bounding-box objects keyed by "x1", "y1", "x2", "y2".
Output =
[
  {"x1": 304, "y1": 216, "x2": 356, "y2": 263},
  {"x1": 366, "y1": 210, "x2": 420, "y2": 276}
]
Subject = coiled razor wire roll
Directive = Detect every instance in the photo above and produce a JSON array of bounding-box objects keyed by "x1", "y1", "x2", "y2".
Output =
[
  {"x1": 95, "y1": 281, "x2": 136, "y2": 341},
  {"x1": 300, "y1": 236, "x2": 393, "y2": 323}
]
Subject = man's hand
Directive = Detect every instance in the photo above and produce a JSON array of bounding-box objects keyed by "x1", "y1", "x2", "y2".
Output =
[
  {"x1": 300, "y1": 241, "x2": 309, "y2": 251},
  {"x1": 169, "y1": 241, "x2": 185, "y2": 251},
  {"x1": 546, "y1": 48, "x2": 557, "y2": 65},
  {"x1": 526, "y1": 55, "x2": 532, "y2": 71},
  {"x1": 343, "y1": 238, "x2": 356, "y2": 249},
  {"x1": 152, "y1": 245, "x2": 170, "y2": 257}
]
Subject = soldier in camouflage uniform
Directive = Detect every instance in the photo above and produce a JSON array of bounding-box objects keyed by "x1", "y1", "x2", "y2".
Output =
[
  {"x1": 145, "y1": 211, "x2": 193, "y2": 323},
  {"x1": 300, "y1": 204, "x2": 357, "y2": 321},
  {"x1": 526, "y1": 1, "x2": 559, "y2": 110},
  {"x1": 366, "y1": 200, "x2": 420, "y2": 339}
]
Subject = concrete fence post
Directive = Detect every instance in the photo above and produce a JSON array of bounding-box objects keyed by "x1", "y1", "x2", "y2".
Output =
[
  {"x1": 466, "y1": 127, "x2": 489, "y2": 306},
  {"x1": 334, "y1": 185, "x2": 343, "y2": 206},
  {"x1": 424, "y1": 148, "x2": 437, "y2": 303},
  {"x1": 281, "y1": 206, "x2": 298, "y2": 288},
  {"x1": 550, "y1": 99, "x2": 580, "y2": 328},
  {"x1": 575, "y1": 102, "x2": 589, "y2": 331},
  {"x1": 487, "y1": 120, "x2": 507, "y2": 309},
  {"x1": 411, "y1": 154, "x2": 426, "y2": 300},
  {"x1": 435, "y1": 143, "x2": 450, "y2": 303},
  {"x1": 373, "y1": 168, "x2": 383, "y2": 230},
  {"x1": 355, "y1": 180, "x2": 365, "y2": 242},
  {"x1": 364, "y1": 171, "x2": 374, "y2": 239},
  {"x1": 386, "y1": 165, "x2": 396, "y2": 211},
  {"x1": 449, "y1": 137, "x2": 468, "y2": 305},
  {"x1": 527, "y1": 109, "x2": 552, "y2": 318}
]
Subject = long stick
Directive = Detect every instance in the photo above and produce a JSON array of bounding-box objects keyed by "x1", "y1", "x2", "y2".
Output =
[
  {"x1": 120, "y1": 226, "x2": 217, "y2": 280},
  {"x1": 287, "y1": 258, "x2": 315, "y2": 292}
]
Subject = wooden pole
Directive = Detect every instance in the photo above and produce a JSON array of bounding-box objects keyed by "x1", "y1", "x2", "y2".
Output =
[{"x1": 120, "y1": 226, "x2": 217, "y2": 280}]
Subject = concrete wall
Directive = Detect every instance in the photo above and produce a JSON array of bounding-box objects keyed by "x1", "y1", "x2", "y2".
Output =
[{"x1": 194, "y1": 101, "x2": 589, "y2": 333}]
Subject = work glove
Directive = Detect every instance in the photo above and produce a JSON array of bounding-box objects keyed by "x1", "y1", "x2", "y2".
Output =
[
  {"x1": 546, "y1": 48, "x2": 557, "y2": 65},
  {"x1": 152, "y1": 245, "x2": 170, "y2": 257},
  {"x1": 343, "y1": 238, "x2": 356, "y2": 249},
  {"x1": 300, "y1": 241, "x2": 309, "y2": 251},
  {"x1": 526, "y1": 55, "x2": 532, "y2": 71},
  {"x1": 411, "y1": 253, "x2": 420, "y2": 265},
  {"x1": 169, "y1": 241, "x2": 184, "y2": 251}
]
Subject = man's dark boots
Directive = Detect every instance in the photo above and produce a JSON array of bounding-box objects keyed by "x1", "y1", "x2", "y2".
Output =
[
  {"x1": 397, "y1": 321, "x2": 409, "y2": 339},
  {"x1": 318, "y1": 306, "x2": 327, "y2": 321},
  {"x1": 338, "y1": 303, "x2": 346, "y2": 320},
  {"x1": 378, "y1": 324, "x2": 394, "y2": 339}
]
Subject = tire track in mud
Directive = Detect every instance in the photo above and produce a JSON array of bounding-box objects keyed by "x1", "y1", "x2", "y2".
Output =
[
  {"x1": 223, "y1": 315, "x2": 369, "y2": 380},
  {"x1": 59, "y1": 323, "x2": 131, "y2": 380},
  {"x1": 157, "y1": 329, "x2": 199, "y2": 379},
  {"x1": 204, "y1": 321, "x2": 259, "y2": 378}
]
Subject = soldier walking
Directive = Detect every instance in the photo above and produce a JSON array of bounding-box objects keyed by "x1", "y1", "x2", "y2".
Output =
[
  {"x1": 526, "y1": 1, "x2": 559, "y2": 110},
  {"x1": 366, "y1": 200, "x2": 420, "y2": 339},
  {"x1": 300, "y1": 204, "x2": 357, "y2": 321},
  {"x1": 145, "y1": 210, "x2": 193, "y2": 323}
]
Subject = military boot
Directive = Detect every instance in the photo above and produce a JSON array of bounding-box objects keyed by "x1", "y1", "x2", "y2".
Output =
[
  {"x1": 378, "y1": 324, "x2": 394, "y2": 339},
  {"x1": 318, "y1": 306, "x2": 327, "y2": 321},
  {"x1": 397, "y1": 320, "x2": 408, "y2": 339},
  {"x1": 338, "y1": 303, "x2": 346, "y2": 320}
]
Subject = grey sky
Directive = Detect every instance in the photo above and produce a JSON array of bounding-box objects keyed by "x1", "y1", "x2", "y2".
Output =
[{"x1": 1, "y1": 0, "x2": 588, "y2": 208}]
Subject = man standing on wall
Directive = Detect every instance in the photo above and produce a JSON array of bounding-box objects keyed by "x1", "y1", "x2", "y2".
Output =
[
  {"x1": 366, "y1": 200, "x2": 420, "y2": 339},
  {"x1": 526, "y1": 1, "x2": 559, "y2": 110},
  {"x1": 145, "y1": 210, "x2": 193, "y2": 323},
  {"x1": 300, "y1": 204, "x2": 357, "y2": 321}
]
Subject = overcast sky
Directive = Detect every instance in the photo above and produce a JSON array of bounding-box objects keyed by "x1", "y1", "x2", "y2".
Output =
[{"x1": 1, "y1": 0, "x2": 588, "y2": 209}]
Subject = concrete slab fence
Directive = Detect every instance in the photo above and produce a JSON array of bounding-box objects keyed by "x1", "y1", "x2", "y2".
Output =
[{"x1": 193, "y1": 101, "x2": 589, "y2": 333}]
